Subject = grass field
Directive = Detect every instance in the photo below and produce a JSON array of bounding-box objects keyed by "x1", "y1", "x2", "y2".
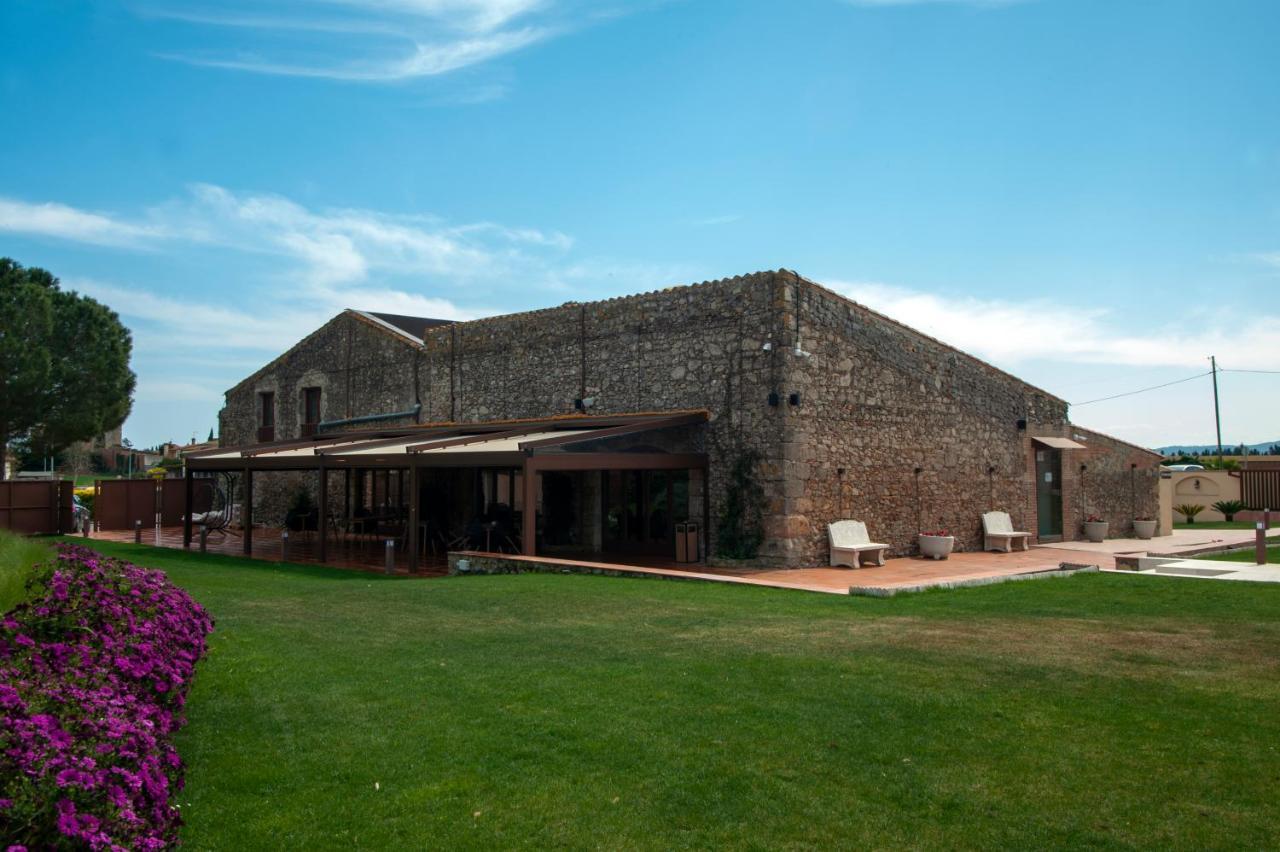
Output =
[
  {"x1": 0, "y1": 530, "x2": 51, "y2": 613},
  {"x1": 1197, "y1": 543, "x2": 1280, "y2": 564},
  {"x1": 60, "y1": 539, "x2": 1280, "y2": 849}
]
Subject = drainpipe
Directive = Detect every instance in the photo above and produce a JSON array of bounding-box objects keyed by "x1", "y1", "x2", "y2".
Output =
[{"x1": 317, "y1": 404, "x2": 422, "y2": 432}]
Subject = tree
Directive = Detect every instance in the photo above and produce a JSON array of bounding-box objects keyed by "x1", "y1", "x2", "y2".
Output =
[
  {"x1": 0, "y1": 258, "x2": 135, "y2": 467},
  {"x1": 61, "y1": 443, "x2": 94, "y2": 478}
]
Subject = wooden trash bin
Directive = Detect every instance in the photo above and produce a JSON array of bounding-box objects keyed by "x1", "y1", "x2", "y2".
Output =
[{"x1": 675, "y1": 521, "x2": 701, "y2": 563}]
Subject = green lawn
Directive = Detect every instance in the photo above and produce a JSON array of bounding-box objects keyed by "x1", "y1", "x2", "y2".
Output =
[
  {"x1": 1197, "y1": 544, "x2": 1280, "y2": 564},
  {"x1": 62, "y1": 539, "x2": 1280, "y2": 849},
  {"x1": 1174, "y1": 521, "x2": 1271, "y2": 530},
  {"x1": 0, "y1": 530, "x2": 51, "y2": 613}
]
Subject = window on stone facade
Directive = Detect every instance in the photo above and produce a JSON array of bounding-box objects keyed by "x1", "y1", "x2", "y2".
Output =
[
  {"x1": 302, "y1": 387, "x2": 322, "y2": 437},
  {"x1": 257, "y1": 392, "x2": 275, "y2": 442}
]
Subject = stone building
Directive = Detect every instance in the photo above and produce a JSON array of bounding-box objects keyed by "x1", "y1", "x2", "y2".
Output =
[{"x1": 206, "y1": 270, "x2": 1162, "y2": 569}]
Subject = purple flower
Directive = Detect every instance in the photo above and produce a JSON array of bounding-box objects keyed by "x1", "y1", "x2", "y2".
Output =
[{"x1": 1, "y1": 544, "x2": 214, "y2": 848}]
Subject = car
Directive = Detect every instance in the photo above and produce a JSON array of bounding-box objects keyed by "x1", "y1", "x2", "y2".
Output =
[
  {"x1": 71, "y1": 495, "x2": 90, "y2": 532},
  {"x1": 1164, "y1": 464, "x2": 1206, "y2": 472}
]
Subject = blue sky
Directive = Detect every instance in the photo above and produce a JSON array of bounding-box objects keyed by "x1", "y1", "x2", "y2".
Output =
[{"x1": 2, "y1": 0, "x2": 1278, "y2": 449}]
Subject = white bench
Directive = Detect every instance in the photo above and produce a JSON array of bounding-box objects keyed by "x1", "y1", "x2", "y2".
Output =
[
  {"x1": 828, "y1": 520, "x2": 889, "y2": 568},
  {"x1": 982, "y1": 511, "x2": 1030, "y2": 553}
]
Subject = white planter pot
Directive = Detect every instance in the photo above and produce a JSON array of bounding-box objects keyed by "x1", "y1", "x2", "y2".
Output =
[
  {"x1": 1083, "y1": 521, "x2": 1109, "y2": 543},
  {"x1": 1133, "y1": 519, "x2": 1157, "y2": 540},
  {"x1": 917, "y1": 534, "x2": 955, "y2": 560}
]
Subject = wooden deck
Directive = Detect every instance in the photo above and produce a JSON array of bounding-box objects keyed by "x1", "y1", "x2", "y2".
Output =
[
  {"x1": 84, "y1": 526, "x2": 1111, "y2": 595},
  {"x1": 452, "y1": 547, "x2": 1107, "y2": 595}
]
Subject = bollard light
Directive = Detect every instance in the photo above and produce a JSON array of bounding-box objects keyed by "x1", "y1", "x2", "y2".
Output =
[
  {"x1": 282, "y1": 529, "x2": 290, "y2": 563},
  {"x1": 1257, "y1": 522, "x2": 1268, "y2": 566},
  {"x1": 385, "y1": 539, "x2": 395, "y2": 575},
  {"x1": 199, "y1": 524, "x2": 208, "y2": 554},
  {"x1": 134, "y1": 520, "x2": 142, "y2": 544}
]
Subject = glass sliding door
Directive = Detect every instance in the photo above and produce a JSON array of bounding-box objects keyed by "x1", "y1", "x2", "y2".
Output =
[{"x1": 602, "y1": 469, "x2": 690, "y2": 556}]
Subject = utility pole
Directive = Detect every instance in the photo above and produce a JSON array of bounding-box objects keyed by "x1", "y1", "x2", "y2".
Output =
[{"x1": 1210, "y1": 355, "x2": 1223, "y2": 468}]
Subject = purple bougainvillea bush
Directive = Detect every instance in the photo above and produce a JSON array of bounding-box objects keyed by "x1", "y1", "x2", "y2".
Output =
[{"x1": 1, "y1": 545, "x2": 214, "y2": 849}]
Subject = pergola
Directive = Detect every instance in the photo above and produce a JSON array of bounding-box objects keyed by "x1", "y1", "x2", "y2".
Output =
[{"x1": 184, "y1": 410, "x2": 709, "y2": 571}]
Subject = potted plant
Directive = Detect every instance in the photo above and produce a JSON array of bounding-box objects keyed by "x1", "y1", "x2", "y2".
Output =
[
  {"x1": 1133, "y1": 515, "x2": 1157, "y2": 540},
  {"x1": 285, "y1": 488, "x2": 318, "y2": 532},
  {"x1": 1083, "y1": 514, "x2": 1109, "y2": 542},
  {"x1": 917, "y1": 529, "x2": 955, "y2": 560}
]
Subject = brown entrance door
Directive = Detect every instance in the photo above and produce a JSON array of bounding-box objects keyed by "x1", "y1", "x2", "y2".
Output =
[{"x1": 1036, "y1": 448, "x2": 1063, "y2": 539}]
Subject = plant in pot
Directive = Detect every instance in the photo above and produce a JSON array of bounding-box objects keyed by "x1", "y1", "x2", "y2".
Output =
[
  {"x1": 1174, "y1": 503, "x2": 1204, "y2": 524},
  {"x1": 285, "y1": 488, "x2": 318, "y2": 532},
  {"x1": 1132, "y1": 515, "x2": 1157, "y2": 540},
  {"x1": 1211, "y1": 500, "x2": 1246, "y2": 523},
  {"x1": 917, "y1": 528, "x2": 954, "y2": 560},
  {"x1": 1083, "y1": 514, "x2": 1108, "y2": 542}
]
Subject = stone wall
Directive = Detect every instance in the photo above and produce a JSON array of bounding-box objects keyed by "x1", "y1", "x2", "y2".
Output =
[
  {"x1": 777, "y1": 276, "x2": 1160, "y2": 563},
  {"x1": 217, "y1": 270, "x2": 1163, "y2": 567},
  {"x1": 219, "y1": 312, "x2": 425, "y2": 524},
  {"x1": 416, "y1": 272, "x2": 792, "y2": 563},
  {"x1": 1069, "y1": 428, "x2": 1165, "y2": 534},
  {"x1": 219, "y1": 312, "x2": 424, "y2": 447}
]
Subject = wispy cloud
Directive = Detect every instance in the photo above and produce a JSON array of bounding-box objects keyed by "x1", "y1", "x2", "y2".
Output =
[
  {"x1": 827, "y1": 279, "x2": 1280, "y2": 371},
  {"x1": 140, "y1": 0, "x2": 607, "y2": 81},
  {"x1": 688, "y1": 214, "x2": 743, "y2": 227},
  {"x1": 0, "y1": 199, "x2": 169, "y2": 248},
  {"x1": 1250, "y1": 251, "x2": 1280, "y2": 271}
]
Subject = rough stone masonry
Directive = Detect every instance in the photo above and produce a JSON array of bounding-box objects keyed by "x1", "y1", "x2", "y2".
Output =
[{"x1": 219, "y1": 270, "x2": 1162, "y2": 568}]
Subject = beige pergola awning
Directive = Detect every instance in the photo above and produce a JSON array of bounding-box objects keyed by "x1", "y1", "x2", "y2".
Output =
[{"x1": 1032, "y1": 436, "x2": 1087, "y2": 450}]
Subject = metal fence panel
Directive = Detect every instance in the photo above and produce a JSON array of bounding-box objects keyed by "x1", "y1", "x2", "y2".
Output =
[
  {"x1": 1242, "y1": 470, "x2": 1280, "y2": 511},
  {"x1": 0, "y1": 480, "x2": 71, "y2": 535}
]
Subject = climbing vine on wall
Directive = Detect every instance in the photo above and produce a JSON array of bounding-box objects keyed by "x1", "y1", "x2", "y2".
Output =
[{"x1": 717, "y1": 448, "x2": 765, "y2": 559}]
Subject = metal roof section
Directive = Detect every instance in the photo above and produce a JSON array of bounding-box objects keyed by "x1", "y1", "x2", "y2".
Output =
[
  {"x1": 354, "y1": 311, "x2": 453, "y2": 344},
  {"x1": 185, "y1": 410, "x2": 710, "y2": 470},
  {"x1": 1032, "y1": 436, "x2": 1088, "y2": 450}
]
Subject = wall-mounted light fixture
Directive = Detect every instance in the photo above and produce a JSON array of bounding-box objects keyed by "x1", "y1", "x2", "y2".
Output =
[
  {"x1": 762, "y1": 341, "x2": 774, "y2": 352},
  {"x1": 768, "y1": 391, "x2": 780, "y2": 407},
  {"x1": 1080, "y1": 463, "x2": 1088, "y2": 473},
  {"x1": 573, "y1": 397, "x2": 596, "y2": 412},
  {"x1": 788, "y1": 392, "x2": 801, "y2": 407},
  {"x1": 1016, "y1": 419, "x2": 1027, "y2": 431},
  {"x1": 987, "y1": 465, "x2": 997, "y2": 475},
  {"x1": 914, "y1": 466, "x2": 923, "y2": 475}
]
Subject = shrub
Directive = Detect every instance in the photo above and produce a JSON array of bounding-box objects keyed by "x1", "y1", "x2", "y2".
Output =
[
  {"x1": 0, "y1": 544, "x2": 214, "y2": 849},
  {"x1": 0, "y1": 529, "x2": 51, "y2": 615},
  {"x1": 1211, "y1": 500, "x2": 1246, "y2": 522},
  {"x1": 74, "y1": 485, "x2": 96, "y2": 520},
  {"x1": 1175, "y1": 504, "x2": 1205, "y2": 523}
]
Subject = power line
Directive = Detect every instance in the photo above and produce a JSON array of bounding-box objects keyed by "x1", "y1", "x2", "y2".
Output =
[
  {"x1": 1071, "y1": 371, "x2": 1212, "y2": 407},
  {"x1": 1221, "y1": 368, "x2": 1280, "y2": 375}
]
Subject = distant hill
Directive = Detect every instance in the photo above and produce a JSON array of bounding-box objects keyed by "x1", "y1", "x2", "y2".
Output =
[{"x1": 1157, "y1": 440, "x2": 1280, "y2": 456}]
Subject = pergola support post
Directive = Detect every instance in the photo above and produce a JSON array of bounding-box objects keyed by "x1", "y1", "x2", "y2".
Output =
[
  {"x1": 701, "y1": 462, "x2": 710, "y2": 563},
  {"x1": 318, "y1": 464, "x2": 329, "y2": 564},
  {"x1": 183, "y1": 466, "x2": 194, "y2": 548},
  {"x1": 522, "y1": 457, "x2": 537, "y2": 556},
  {"x1": 242, "y1": 468, "x2": 254, "y2": 555},
  {"x1": 408, "y1": 459, "x2": 420, "y2": 573}
]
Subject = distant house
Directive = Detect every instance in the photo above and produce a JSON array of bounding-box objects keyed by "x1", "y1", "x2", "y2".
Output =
[{"x1": 205, "y1": 270, "x2": 1162, "y2": 569}]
